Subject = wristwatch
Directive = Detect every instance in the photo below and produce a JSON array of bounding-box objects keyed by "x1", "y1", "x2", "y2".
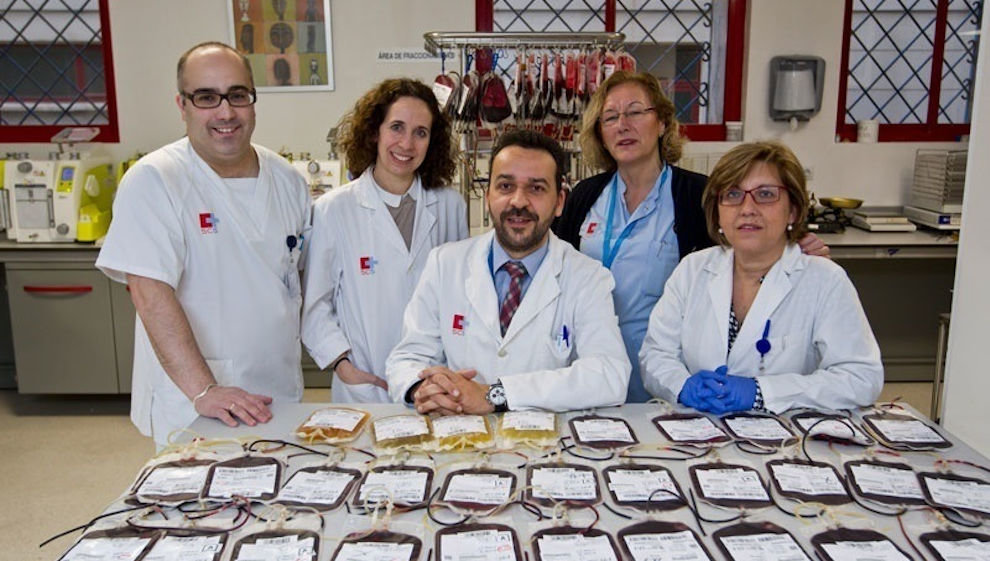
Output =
[{"x1": 486, "y1": 380, "x2": 508, "y2": 413}]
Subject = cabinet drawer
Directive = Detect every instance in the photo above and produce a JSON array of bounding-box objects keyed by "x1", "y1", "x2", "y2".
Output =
[{"x1": 7, "y1": 269, "x2": 118, "y2": 393}]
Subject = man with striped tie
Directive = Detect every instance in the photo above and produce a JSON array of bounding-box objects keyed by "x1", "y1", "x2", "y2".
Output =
[{"x1": 386, "y1": 130, "x2": 630, "y2": 415}]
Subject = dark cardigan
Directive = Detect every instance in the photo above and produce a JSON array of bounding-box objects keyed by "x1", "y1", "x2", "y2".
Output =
[{"x1": 553, "y1": 165, "x2": 715, "y2": 259}]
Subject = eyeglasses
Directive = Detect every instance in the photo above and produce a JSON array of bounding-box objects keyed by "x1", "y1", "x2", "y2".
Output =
[
  {"x1": 719, "y1": 185, "x2": 784, "y2": 206},
  {"x1": 599, "y1": 106, "x2": 656, "y2": 128},
  {"x1": 181, "y1": 87, "x2": 257, "y2": 109}
]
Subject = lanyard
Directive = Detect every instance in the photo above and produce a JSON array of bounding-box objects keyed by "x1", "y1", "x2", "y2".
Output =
[{"x1": 601, "y1": 165, "x2": 669, "y2": 269}]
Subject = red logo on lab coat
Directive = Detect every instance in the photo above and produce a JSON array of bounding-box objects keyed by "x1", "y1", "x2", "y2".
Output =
[
  {"x1": 585, "y1": 222, "x2": 598, "y2": 235},
  {"x1": 199, "y1": 212, "x2": 218, "y2": 234},
  {"x1": 452, "y1": 314, "x2": 467, "y2": 335},
  {"x1": 359, "y1": 256, "x2": 378, "y2": 275}
]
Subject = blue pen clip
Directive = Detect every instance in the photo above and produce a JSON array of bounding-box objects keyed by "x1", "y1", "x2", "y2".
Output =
[
  {"x1": 562, "y1": 325, "x2": 570, "y2": 346},
  {"x1": 756, "y1": 319, "x2": 771, "y2": 357}
]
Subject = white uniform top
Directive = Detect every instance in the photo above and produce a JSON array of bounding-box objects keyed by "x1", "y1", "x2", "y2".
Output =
[
  {"x1": 96, "y1": 138, "x2": 311, "y2": 444},
  {"x1": 386, "y1": 231, "x2": 631, "y2": 411},
  {"x1": 301, "y1": 168, "x2": 467, "y2": 402},
  {"x1": 639, "y1": 243, "x2": 884, "y2": 412}
]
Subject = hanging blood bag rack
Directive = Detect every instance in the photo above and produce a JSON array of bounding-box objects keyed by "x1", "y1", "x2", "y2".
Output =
[{"x1": 424, "y1": 31, "x2": 627, "y2": 231}]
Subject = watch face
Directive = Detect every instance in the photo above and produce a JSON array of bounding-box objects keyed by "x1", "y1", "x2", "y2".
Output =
[{"x1": 488, "y1": 384, "x2": 507, "y2": 406}]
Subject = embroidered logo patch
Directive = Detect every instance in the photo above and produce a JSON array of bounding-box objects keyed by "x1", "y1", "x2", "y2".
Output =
[
  {"x1": 199, "y1": 212, "x2": 218, "y2": 234},
  {"x1": 452, "y1": 314, "x2": 467, "y2": 335},
  {"x1": 585, "y1": 222, "x2": 598, "y2": 235},
  {"x1": 359, "y1": 256, "x2": 378, "y2": 275}
]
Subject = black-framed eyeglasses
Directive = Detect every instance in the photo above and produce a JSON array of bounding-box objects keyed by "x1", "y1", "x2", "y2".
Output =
[
  {"x1": 599, "y1": 106, "x2": 656, "y2": 128},
  {"x1": 181, "y1": 87, "x2": 257, "y2": 109},
  {"x1": 719, "y1": 185, "x2": 784, "y2": 206}
]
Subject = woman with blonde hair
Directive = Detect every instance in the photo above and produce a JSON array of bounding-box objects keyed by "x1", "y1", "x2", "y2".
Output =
[
  {"x1": 554, "y1": 71, "x2": 827, "y2": 402},
  {"x1": 640, "y1": 142, "x2": 882, "y2": 413},
  {"x1": 302, "y1": 78, "x2": 468, "y2": 402}
]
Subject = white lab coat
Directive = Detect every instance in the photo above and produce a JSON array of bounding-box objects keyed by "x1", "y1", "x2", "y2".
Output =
[
  {"x1": 386, "y1": 231, "x2": 631, "y2": 411},
  {"x1": 96, "y1": 138, "x2": 311, "y2": 445},
  {"x1": 639, "y1": 243, "x2": 883, "y2": 412},
  {"x1": 301, "y1": 168, "x2": 468, "y2": 402}
]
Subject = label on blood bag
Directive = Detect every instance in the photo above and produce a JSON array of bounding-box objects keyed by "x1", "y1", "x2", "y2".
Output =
[
  {"x1": 770, "y1": 463, "x2": 846, "y2": 496},
  {"x1": 137, "y1": 465, "x2": 210, "y2": 497},
  {"x1": 658, "y1": 417, "x2": 726, "y2": 441},
  {"x1": 849, "y1": 464, "x2": 923, "y2": 499},
  {"x1": 720, "y1": 533, "x2": 810, "y2": 561},
  {"x1": 573, "y1": 418, "x2": 634, "y2": 442},
  {"x1": 871, "y1": 419, "x2": 945, "y2": 443},
  {"x1": 607, "y1": 468, "x2": 679, "y2": 502},
  {"x1": 440, "y1": 529, "x2": 517, "y2": 561},
  {"x1": 359, "y1": 470, "x2": 428, "y2": 504},
  {"x1": 208, "y1": 464, "x2": 277, "y2": 498},
  {"x1": 531, "y1": 467, "x2": 597, "y2": 500},
  {"x1": 623, "y1": 531, "x2": 709, "y2": 561},
  {"x1": 923, "y1": 476, "x2": 990, "y2": 513},
  {"x1": 373, "y1": 415, "x2": 429, "y2": 440},
  {"x1": 443, "y1": 473, "x2": 513, "y2": 505},
  {"x1": 696, "y1": 468, "x2": 769, "y2": 501},
  {"x1": 821, "y1": 541, "x2": 909, "y2": 561}
]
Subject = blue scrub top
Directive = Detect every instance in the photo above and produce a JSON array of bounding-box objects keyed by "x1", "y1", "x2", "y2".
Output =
[{"x1": 578, "y1": 169, "x2": 680, "y2": 402}]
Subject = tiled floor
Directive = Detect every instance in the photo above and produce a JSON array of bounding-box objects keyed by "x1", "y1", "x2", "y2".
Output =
[{"x1": 1, "y1": 383, "x2": 932, "y2": 560}]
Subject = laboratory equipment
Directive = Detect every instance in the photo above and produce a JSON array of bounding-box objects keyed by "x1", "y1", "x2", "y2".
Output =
[
  {"x1": 58, "y1": 157, "x2": 116, "y2": 242},
  {"x1": 903, "y1": 205, "x2": 960, "y2": 230},
  {"x1": 4, "y1": 157, "x2": 57, "y2": 242},
  {"x1": 849, "y1": 207, "x2": 917, "y2": 232},
  {"x1": 300, "y1": 158, "x2": 344, "y2": 195},
  {"x1": 807, "y1": 195, "x2": 860, "y2": 233},
  {"x1": 288, "y1": 153, "x2": 344, "y2": 197},
  {"x1": 910, "y1": 149, "x2": 966, "y2": 213},
  {"x1": 4, "y1": 155, "x2": 116, "y2": 242}
]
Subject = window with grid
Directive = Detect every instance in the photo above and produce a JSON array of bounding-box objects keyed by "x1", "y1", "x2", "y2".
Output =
[
  {"x1": 0, "y1": 0, "x2": 119, "y2": 143},
  {"x1": 837, "y1": 0, "x2": 981, "y2": 142},
  {"x1": 476, "y1": 0, "x2": 745, "y2": 140}
]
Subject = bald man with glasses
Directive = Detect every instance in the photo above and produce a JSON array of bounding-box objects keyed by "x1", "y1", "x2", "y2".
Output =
[{"x1": 97, "y1": 41, "x2": 311, "y2": 447}]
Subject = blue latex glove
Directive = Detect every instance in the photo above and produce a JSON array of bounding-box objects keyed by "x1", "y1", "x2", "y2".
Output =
[
  {"x1": 704, "y1": 373, "x2": 757, "y2": 414},
  {"x1": 678, "y1": 367, "x2": 727, "y2": 411}
]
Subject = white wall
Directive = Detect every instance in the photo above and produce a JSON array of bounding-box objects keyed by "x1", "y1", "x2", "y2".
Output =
[
  {"x1": 1, "y1": 0, "x2": 474, "y2": 161},
  {"x1": 681, "y1": 0, "x2": 967, "y2": 206},
  {"x1": 940, "y1": 11, "x2": 990, "y2": 456}
]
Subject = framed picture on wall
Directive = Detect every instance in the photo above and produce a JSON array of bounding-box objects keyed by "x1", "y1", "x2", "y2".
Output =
[{"x1": 227, "y1": 0, "x2": 334, "y2": 92}]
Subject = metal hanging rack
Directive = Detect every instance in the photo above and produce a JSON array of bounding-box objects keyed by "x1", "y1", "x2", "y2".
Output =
[
  {"x1": 424, "y1": 31, "x2": 627, "y2": 233},
  {"x1": 423, "y1": 31, "x2": 626, "y2": 55}
]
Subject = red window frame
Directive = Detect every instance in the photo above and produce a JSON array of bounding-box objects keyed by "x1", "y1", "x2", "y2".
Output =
[
  {"x1": 0, "y1": 0, "x2": 120, "y2": 143},
  {"x1": 835, "y1": 0, "x2": 971, "y2": 142},
  {"x1": 475, "y1": 0, "x2": 746, "y2": 141}
]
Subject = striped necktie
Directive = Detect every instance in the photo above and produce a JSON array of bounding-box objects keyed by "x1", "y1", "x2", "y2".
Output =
[{"x1": 499, "y1": 261, "x2": 527, "y2": 336}]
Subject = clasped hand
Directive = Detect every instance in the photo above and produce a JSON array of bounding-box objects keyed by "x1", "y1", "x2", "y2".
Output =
[
  {"x1": 677, "y1": 365, "x2": 757, "y2": 414},
  {"x1": 412, "y1": 366, "x2": 489, "y2": 415}
]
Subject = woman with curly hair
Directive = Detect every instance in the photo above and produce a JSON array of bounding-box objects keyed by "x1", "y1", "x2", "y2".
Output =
[{"x1": 302, "y1": 78, "x2": 468, "y2": 402}]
